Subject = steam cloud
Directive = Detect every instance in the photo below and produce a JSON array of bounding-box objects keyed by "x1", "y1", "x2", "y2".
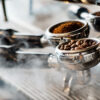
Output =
[{"x1": 0, "y1": 47, "x2": 99, "y2": 99}]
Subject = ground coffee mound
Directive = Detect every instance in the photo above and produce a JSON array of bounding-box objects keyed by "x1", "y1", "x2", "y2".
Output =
[{"x1": 52, "y1": 21, "x2": 84, "y2": 34}]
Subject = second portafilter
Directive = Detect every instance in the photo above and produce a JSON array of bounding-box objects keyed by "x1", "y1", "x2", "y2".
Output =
[{"x1": 68, "y1": 5, "x2": 100, "y2": 31}]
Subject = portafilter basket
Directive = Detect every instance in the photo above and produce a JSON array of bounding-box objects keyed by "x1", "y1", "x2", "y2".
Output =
[
  {"x1": 55, "y1": 38, "x2": 100, "y2": 71},
  {"x1": 68, "y1": 5, "x2": 100, "y2": 32},
  {"x1": 45, "y1": 20, "x2": 89, "y2": 47},
  {"x1": 55, "y1": 38, "x2": 100, "y2": 93}
]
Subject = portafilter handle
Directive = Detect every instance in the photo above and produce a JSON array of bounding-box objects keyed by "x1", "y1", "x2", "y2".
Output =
[
  {"x1": 0, "y1": 44, "x2": 54, "y2": 63},
  {"x1": 0, "y1": 29, "x2": 17, "y2": 37},
  {"x1": 0, "y1": 29, "x2": 49, "y2": 48},
  {"x1": 68, "y1": 5, "x2": 90, "y2": 19},
  {"x1": 12, "y1": 33, "x2": 49, "y2": 48}
]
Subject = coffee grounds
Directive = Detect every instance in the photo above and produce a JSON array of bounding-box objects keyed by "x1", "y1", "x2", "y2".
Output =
[{"x1": 52, "y1": 21, "x2": 84, "y2": 34}]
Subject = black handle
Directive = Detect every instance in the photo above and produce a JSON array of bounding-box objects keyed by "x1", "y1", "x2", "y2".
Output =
[
  {"x1": 12, "y1": 33, "x2": 44, "y2": 48},
  {"x1": 0, "y1": 29, "x2": 17, "y2": 37},
  {"x1": 68, "y1": 5, "x2": 89, "y2": 19},
  {"x1": 0, "y1": 29, "x2": 45, "y2": 48}
]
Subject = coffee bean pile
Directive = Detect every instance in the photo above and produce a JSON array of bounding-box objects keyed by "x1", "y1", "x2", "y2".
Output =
[
  {"x1": 52, "y1": 21, "x2": 84, "y2": 34},
  {"x1": 59, "y1": 39, "x2": 96, "y2": 51}
]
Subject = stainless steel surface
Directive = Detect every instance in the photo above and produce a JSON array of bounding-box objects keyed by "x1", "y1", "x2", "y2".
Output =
[
  {"x1": 0, "y1": 66, "x2": 100, "y2": 100},
  {"x1": 55, "y1": 38, "x2": 100, "y2": 70},
  {"x1": 0, "y1": 79, "x2": 30, "y2": 100},
  {"x1": 0, "y1": 68, "x2": 78, "y2": 100}
]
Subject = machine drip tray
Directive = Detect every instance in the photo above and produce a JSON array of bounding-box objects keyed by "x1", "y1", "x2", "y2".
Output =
[{"x1": 0, "y1": 79, "x2": 31, "y2": 100}]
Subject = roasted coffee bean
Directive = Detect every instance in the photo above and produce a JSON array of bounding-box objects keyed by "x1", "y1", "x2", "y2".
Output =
[
  {"x1": 78, "y1": 45, "x2": 83, "y2": 49},
  {"x1": 92, "y1": 41, "x2": 96, "y2": 45},
  {"x1": 59, "y1": 39, "x2": 97, "y2": 51},
  {"x1": 64, "y1": 45, "x2": 70, "y2": 50},
  {"x1": 75, "y1": 47, "x2": 80, "y2": 50},
  {"x1": 76, "y1": 41, "x2": 81, "y2": 45},
  {"x1": 81, "y1": 44, "x2": 86, "y2": 48},
  {"x1": 71, "y1": 48, "x2": 75, "y2": 50},
  {"x1": 71, "y1": 43, "x2": 77, "y2": 48},
  {"x1": 84, "y1": 41, "x2": 89, "y2": 47},
  {"x1": 70, "y1": 40, "x2": 76, "y2": 44},
  {"x1": 60, "y1": 45, "x2": 64, "y2": 50},
  {"x1": 68, "y1": 42, "x2": 72, "y2": 46}
]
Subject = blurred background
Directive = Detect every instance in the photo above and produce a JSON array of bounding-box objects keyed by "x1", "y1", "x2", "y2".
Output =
[{"x1": 0, "y1": 0, "x2": 100, "y2": 32}]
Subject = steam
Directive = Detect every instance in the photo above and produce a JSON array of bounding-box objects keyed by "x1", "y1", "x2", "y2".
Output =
[
  {"x1": 0, "y1": 53, "x2": 100, "y2": 99},
  {"x1": 0, "y1": 54, "x2": 65, "y2": 99},
  {"x1": 0, "y1": 43, "x2": 99, "y2": 99}
]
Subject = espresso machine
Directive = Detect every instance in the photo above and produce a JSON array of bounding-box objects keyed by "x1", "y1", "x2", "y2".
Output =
[{"x1": 0, "y1": 0, "x2": 100, "y2": 98}]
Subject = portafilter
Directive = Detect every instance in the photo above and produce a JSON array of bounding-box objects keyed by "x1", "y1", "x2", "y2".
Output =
[
  {"x1": 55, "y1": 38, "x2": 100, "y2": 94},
  {"x1": 0, "y1": 20, "x2": 89, "y2": 48},
  {"x1": 45, "y1": 20, "x2": 89, "y2": 46},
  {"x1": 68, "y1": 5, "x2": 100, "y2": 32}
]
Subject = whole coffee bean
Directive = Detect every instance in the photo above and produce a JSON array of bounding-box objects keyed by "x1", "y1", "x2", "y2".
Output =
[
  {"x1": 68, "y1": 42, "x2": 72, "y2": 46},
  {"x1": 84, "y1": 41, "x2": 88, "y2": 46},
  {"x1": 64, "y1": 45, "x2": 70, "y2": 50},
  {"x1": 70, "y1": 40, "x2": 76, "y2": 44},
  {"x1": 59, "y1": 39, "x2": 97, "y2": 51},
  {"x1": 71, "y1": 48, "x2": 75, "y2": 50},
  {"x1": 78, "y1": 45, "x2": 83, "y2": 49},
  {"x1": 92, "y1": 41, "x2": 96, "y2": 45},
  {"x1": 81, "y1": 43, "x2": 87, "y2": 48},
  {"x1": 76, "y1": 40, "x2": 81, "y2": 45},
  {"x1": 71, "y1": 43, "x2": 77, "y2": 48},
  {"x1": 60, "y1": 45, "x2": 64, "y2": 50},
  {"x1": 75, "y1": 47, "x2": 80, "y2": 50}
]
